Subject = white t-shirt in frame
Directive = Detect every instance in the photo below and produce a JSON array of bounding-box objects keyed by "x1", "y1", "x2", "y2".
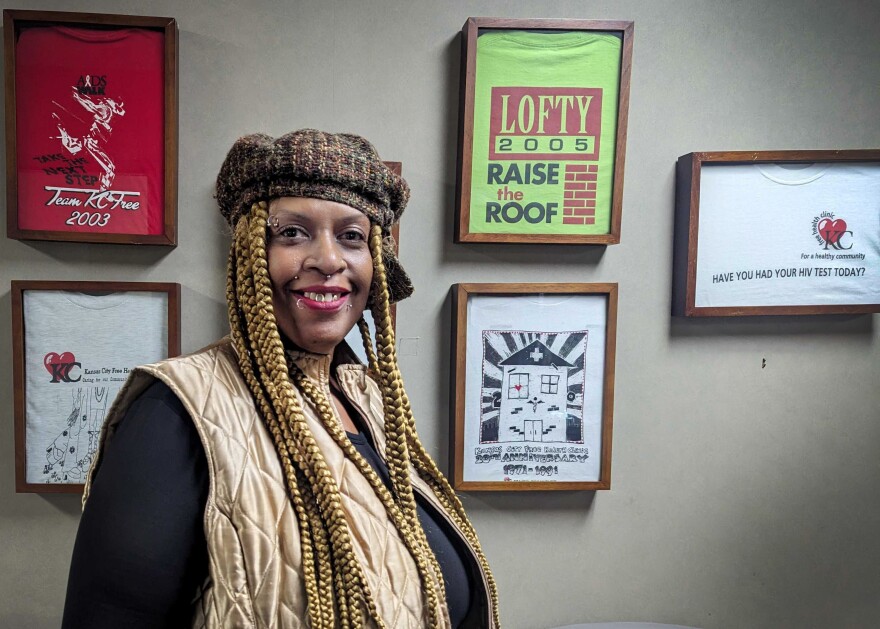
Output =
[
  {"x1": 23, "y1": 290, "x2": 169, "y2": 484},
  {"x1": 462, "y1": 293, "x2": 607, "y2": 484},
  {"x1": 694, "y1": 162, "x2": 880, "y2": 308}
]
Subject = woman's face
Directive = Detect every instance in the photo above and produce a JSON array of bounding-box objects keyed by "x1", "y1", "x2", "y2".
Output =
[{"x1": 266, "y1": 197, "x2": 373, "y2": 355}]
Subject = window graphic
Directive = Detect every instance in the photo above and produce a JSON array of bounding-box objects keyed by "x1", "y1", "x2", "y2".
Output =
[
  {"x1": 508, "y1": 372, "x2": 528, "y2": 399},
  {"x1": 541, "y1": 374, "x2": 560, "y2": 394}
]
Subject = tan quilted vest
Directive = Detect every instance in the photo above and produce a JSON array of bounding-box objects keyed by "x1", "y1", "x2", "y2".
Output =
[{"x1": 84, "y1": 338, "x2": 495, "y2": 629}]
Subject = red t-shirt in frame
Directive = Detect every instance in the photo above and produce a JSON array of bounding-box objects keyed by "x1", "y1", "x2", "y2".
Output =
[{"x1": 15, "y1": 25, "x2": 165, "y2": 235}]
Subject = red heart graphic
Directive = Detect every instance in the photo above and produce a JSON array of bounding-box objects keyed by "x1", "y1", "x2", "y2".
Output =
[
  {"x1": 44, "y1": 351, "x2": 76, "y2": 374},
  {"x1": 818, "y1": 218, "x2": 847, "y2": 244},
  {"x1": 44, "y1": 352, "x2": 61, "y2": 374},
  {"x1": 514, "y1": 384, "x2": 522, "y2": 391}
]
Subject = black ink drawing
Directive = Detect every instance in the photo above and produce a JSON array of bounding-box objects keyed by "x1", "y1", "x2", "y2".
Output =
[
  {"x1": 43, "y1": 386, "x2": 108, "y2": 483},
  {"x1": 480, "y1": 330, "x2": 587, "y2": 444}
]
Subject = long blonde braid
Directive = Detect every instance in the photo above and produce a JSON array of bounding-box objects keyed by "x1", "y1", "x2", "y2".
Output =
[
  {"x1": 366, "y1": 226, "x2": 501, "y2": 628},
  {"x1": 226, "y1": 203, "x2": 499, "y2": 627},
  {"x1": 226, "y1": 221, "x2": 328, "y2": 627},
  {"x1": 357, "y1": 316, "x2": 379, "y2": 374},
  {"x1": 291, "y1": 367, "x2": 446, "y2": 628},
  {"x1": 228, "y1": 202, "x2": 383, "y2": 628}
]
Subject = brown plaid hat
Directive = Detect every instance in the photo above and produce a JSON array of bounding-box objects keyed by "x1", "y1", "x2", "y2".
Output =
[{"x1": 216, "y1": 129, "x2": 413, "y2": 302}]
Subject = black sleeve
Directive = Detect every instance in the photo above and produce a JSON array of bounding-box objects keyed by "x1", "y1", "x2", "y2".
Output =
[{"x1": 61, "y1": 380, "x2": 209, "y2": 629}]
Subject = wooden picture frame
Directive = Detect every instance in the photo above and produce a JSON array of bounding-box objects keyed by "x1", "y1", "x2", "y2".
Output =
[
  {"x1": 455, "y1": 17, "x2": 633, "y2": 245},
  {"x1": 673, "y1": 150, "x2": 880, "y2": 317},
  {"x1": 4, "y1": 9, "x2": 179, "y2": 245},
  {"x1": 451, "y1": 283, "x2": 617, "y2": 491},
  {"x1": 12, "y1": 280, "x2": 181, "y2": 493}
]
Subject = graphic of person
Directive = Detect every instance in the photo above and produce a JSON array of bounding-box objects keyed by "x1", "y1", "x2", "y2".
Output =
[
  {"x1": 44, "y1": 387, "x2": 107, "y2": 483},
  {"x1": 53, "y1": 84, "x2": 125, "y2": 191}
]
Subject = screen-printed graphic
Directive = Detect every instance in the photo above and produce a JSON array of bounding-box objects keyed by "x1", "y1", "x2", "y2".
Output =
[
  {"x1": 41, "y1": 385, "x2": 109, "y2": 483},
  {"x1": 475, "y1": 330, "x2": 589, "y2": 480},
  {"x1": 694, "y1": 163, "x2": 880, "y2": 308},
  {"x1": 469, "y1": 30, "x2": 622, "y2": 235},
  {"x1": 14, "y1": 25, "x2": 165, "y2": 235},
  {"x1": 23, "y1": 290, "x2": 169, "y2": 485},
  {"x1": 53, "y1": 78, "x2": 126, "y2": 191}
]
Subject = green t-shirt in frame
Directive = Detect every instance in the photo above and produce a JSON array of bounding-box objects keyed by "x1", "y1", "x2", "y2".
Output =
[{"x1": 469, "y1": 30, "x2": 622, "y2": 235}]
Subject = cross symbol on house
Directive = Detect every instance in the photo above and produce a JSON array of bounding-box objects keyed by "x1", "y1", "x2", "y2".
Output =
[{"x1": 529, "y1": 347, "x2": 543, "y2": 362}]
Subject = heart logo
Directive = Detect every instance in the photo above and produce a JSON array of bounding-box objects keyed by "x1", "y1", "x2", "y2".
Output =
[
  {"x1": 44, "y1": 351, "x2": 76, "y2": 374},
  {"x1": 44, "y1": 353, "x2": 60, "y2": 374},
  {"x1": 818, "y1": 217, "x2": 847, "y2": 244},
  {"x1": 514, "y1": 384, "x2": 522, "y2": 391}
]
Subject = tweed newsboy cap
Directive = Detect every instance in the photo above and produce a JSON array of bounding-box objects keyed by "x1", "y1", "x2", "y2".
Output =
[{"x1": 216, "y1": 129, "x2": 413, "y2": 302}]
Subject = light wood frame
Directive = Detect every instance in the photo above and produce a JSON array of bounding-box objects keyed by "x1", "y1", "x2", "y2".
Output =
[
  {"x1": 455, "y1": 17, "x2": 634, "y2": 245},
  {"x1": 450, "y1": 283, "x2": 617, "y2": 491},
  {"x1": 12, "y1": 280, "x2": 181, "y2": 493},
  {"x1": 4, "y1": 9, "x2": 179, "y2": 245},
  {"x1": 673, "y1": 150, "x2": 880, "y2": 317}
]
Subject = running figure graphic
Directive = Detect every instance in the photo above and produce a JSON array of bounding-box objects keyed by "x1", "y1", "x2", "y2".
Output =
[{"x1": 53, "y1": 79, "x2": 125, "y2": 191}]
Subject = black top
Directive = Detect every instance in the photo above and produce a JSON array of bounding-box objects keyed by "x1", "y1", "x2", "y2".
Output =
[
  {"x1": 61, "y1": 381, "x2": 209, "y2": 629},
  {"x1": 346, "y1": 429, "x2": 472, "y2": 628},
  {"x1": 62, "y1": 380, "x2": 474, "y2": 628}
]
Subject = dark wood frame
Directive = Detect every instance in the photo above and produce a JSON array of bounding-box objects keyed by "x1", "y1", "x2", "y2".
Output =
[
  {"x1": 386, "y1": 163, "x2": 402, "y2": 276},
  {"x1": 12, "y1": 280, "x2": 181, "y2": 493},
  {"x1": 673, "y1": 150, "x2": 880, "y2": 317},
  {"x1": 455, "y1": 17, "x2": 634, "y2": 245},
  {"x1": 4, "y1": 9, "x2": 179, "y2": 245},
  {"x1": 450, "y1": 283, "x2": 617, "y2": 491},
  {"x1": 385, "y1": 161, "x2": 401, "y2": 326}
]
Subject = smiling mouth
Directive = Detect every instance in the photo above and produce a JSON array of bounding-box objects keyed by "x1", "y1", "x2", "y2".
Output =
[
  {"x1": 292, "y1": 288, "x2": 352, "y2": 311},
  {"x1": 301, "y1": 291, "x2": 344, "y2": 303}
]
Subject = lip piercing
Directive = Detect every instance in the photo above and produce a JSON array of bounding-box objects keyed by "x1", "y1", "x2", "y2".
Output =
[
  {"x1": 296, "y1": 299, "x2": 304, "y2": 309},
  {"x1": 346, "y1": 303, "x2": 353, "y2": 310},
  {"x1": 325, "y1": 274, "x2": 332, "y2": 280}
]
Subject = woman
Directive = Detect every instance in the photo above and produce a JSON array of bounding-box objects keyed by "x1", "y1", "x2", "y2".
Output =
[{"x1": 62, "y1": 130, "x2": 499, "y2": 628}]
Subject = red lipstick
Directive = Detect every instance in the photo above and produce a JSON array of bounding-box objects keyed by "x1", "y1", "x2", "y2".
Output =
[{"x1": 293, "y1": 286, "x2": 350, "y2": 312}]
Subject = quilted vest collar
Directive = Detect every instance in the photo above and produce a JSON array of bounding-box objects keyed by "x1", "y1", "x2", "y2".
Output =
[{"x1": 285, "y1": 348, "x2": 333, "y2": 384}]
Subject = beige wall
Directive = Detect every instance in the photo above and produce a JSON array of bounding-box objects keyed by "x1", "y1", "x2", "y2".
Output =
[{"x1": 2, "y1": 1, "x2": 878, "y2": 628}]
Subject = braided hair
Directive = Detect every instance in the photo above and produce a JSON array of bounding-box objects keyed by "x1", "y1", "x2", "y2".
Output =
[{"x1": 226, "y1": 201, "x2": 500, "y2": 627}]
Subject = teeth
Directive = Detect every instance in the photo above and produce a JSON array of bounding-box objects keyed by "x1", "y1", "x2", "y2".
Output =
[{"x1": 304, "y1": 292, "x2": 342, "y2": 303}]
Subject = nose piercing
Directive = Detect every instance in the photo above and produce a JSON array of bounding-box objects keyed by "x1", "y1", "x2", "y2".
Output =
[
  {"x1": 294, "y1": 275, "x2": 299, "y2": 280},
  {"x1": 296, "y1": 299, "x2": 304, "y2": 310}
]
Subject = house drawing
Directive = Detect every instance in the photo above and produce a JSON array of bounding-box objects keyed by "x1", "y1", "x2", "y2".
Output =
[{"x1": 497, "y1": 340, "x2": 574, "y2": 442}]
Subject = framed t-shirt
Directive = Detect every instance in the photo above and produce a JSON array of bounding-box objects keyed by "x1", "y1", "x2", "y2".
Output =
[{"x1": 455, "y1": 18, "x2": 634, "y2": 245}]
